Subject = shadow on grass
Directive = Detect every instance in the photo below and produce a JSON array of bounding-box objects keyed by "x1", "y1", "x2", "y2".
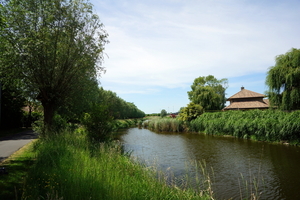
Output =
[{"x1": 0, "y1": 157, "x2": 35, "y2": 199}]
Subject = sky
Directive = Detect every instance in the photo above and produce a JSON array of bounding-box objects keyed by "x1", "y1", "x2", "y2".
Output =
[{"x1": 90, "y1": 0, "x2": 300, "y2": 114}]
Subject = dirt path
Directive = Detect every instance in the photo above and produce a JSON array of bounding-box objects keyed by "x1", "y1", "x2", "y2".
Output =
[{"x1": 0, "y1": 130, "x2": 37, "y2": 162}]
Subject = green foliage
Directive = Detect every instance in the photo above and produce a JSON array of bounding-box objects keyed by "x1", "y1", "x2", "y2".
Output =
[
  {"x1": 98, "y1": 87, "x2": 145, "y2": 119},
  {"x1": 22, "y1": 111, "x2": 43, "y2": 128},
  {"x1": 0, "y1": 86, "x2": 25, "y2": 129},
  {"x1": 188, "y1": 75, "x2": 228, "y2": 110},
  {"x1": 83, "y1": 85, "x2": 144, "y2": 138},
  {"x1": 82, "y1": 104, "x2": 114, "y2": 142},
  {"x1": 146, "y1": 118, "x2": 184, "y2": 132},
  {"x1": 21, "y1": 130, "x2": 213, "y2": 200},
  {"x1": 57, "y1": 78, "x2": 100, "y2": 123},
  {"x1": 189, "y1": 109, "x2": 300, "y2": 144},
  {"x1": 266, "y1": 48, "x2": 300, "y2": 110},
  {"x1": 115, "y1": 119, "x2": 141, "y2": 129},
  {"x1": 0, "y1": 141, "x2": 36, "y2": 200},
  {"x1": 178, "y1": 102, "x2": 204, "y2": 121},
  {"x1": 0, "y1": 0, "x2": 108, "y2": 130},
  {"x1": 160, "y1": 109, "x2": 168, "y2": 118}
]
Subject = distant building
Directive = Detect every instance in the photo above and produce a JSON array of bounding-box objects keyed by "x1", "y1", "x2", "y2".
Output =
[{"x1": 223, "y1": 87, "x2": 269, "y2": 110}]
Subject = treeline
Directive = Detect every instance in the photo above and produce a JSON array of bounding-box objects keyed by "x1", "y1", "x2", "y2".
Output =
[
  {"x1": 98, "y1": 88, "x2": 145, "y2": 119},
  {"x1": 0, "y1": 0, "x2": 147, "y2": 143}
]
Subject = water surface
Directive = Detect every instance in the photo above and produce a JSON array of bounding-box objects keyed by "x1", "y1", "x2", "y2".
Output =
[{"x1": 119, "y1": 128, "x2": 300, "y2": 199}]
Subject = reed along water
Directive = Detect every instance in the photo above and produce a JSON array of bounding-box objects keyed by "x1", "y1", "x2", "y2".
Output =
[{"x1": 118, "y1": 128, "x2": 300, "y2": 200}]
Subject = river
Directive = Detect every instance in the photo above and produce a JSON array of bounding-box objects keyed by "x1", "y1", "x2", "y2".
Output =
[{"x1": 118, "y1": 128, "x2": 300, "y2": 200}]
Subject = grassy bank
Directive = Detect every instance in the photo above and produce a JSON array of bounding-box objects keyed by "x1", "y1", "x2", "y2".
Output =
[
  {"x1": 115, "y1": 118, "x2": 144, "y2": 129},
  {"x1": 190, "y1": 109, "x2": 300, "y2": 144},
  {"x1": 0, "y1": 141, "x2": 36, "y2": 199},
  {"x1": 144, "y1": 110, "x2": 300, "y2": 145},
  {"x1": 144, "y1": 118, "x2": 185, "y2": 132},
  {"x1": 13, "y1": 128, "x2": 213, "y2": 200}
]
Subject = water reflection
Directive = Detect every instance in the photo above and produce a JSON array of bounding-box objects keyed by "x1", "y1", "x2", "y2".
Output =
[{"x1": 120, "y1": 128, "x2": 300, "y2": 200}]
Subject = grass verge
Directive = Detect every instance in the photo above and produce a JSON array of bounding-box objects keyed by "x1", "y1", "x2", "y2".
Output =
[
  {"x1": 0, "y1": 140, "x2": 37, "y2": 199},
  {"x1": 5, "y1": 128, "x2": 213, "y2": 200}
]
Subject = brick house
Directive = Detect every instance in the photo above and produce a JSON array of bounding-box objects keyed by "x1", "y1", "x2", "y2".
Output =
[{"x1": 223, "y1": 87, "x2": 269, "y2": 110}]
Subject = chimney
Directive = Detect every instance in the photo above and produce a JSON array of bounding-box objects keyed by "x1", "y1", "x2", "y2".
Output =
[{"x1": 241, "y1": 86, "x2": 244, "y2": 90}]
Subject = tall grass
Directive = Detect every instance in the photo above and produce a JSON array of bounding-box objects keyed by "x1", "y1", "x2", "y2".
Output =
[
  {"x1": 22, "y1": 129, "x2": 213, "y2": 200},
  {"x1": 189, "y1": 109, "x2": 300, "y2": 144},
  {"x1": 146, "y1": 118, "x2": 185, "y2": 132}
]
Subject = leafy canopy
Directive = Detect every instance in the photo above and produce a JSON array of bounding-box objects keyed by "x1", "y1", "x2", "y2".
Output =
[
  {"x1": 266, "y1": 48, "x2": 300, "y2": 110},
  {"x1": 188, "y1": 75, "x2": 228, "y2": 110},
  {"x1": 0, "y1": 0, "x2": 108, "y2": 130}
]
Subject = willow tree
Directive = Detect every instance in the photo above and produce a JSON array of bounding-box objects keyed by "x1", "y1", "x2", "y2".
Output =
[
  {"x1": 0, "y1": 0, "x2": 108, "y2": 131},
  {"x1": 266, "y1": 48, "x2": 300, "y2": 110},
  {"x1": 188, "y1": 75, "x2": 228, "y2": 110}
]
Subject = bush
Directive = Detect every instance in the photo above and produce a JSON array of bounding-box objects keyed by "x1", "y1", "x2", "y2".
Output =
[
  {"x1": 22, "y1": 111, "x2": 43, "y2": 128},
  {"x1": 82, "y1": 104, "x2": 115, "y2": 142},
  {"x1": 178, "y1": 103, "x2": 204, "y2": 121}
]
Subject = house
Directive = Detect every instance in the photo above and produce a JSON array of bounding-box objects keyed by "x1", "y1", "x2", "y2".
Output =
[{"x1": 223, "y1": 87, "x2": 269, "y2": 110}]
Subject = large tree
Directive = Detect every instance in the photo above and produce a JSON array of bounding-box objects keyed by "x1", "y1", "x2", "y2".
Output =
[
  {"x1": 188, "y1": 75, "x2": 228, "y2": 110},
  {"x1": 266, "y1": 48, "x2": 300, "y2": 110},
  {"x1": 0, "y1": 0, "x2": 108, "y2": 131}
]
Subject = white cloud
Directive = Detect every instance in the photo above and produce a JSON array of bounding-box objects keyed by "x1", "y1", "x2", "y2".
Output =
[{"x1": 94, "y1": 0, "x2": 300, "y2": 95}]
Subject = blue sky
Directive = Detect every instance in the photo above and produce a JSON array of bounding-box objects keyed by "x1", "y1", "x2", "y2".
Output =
[{"x1": 91, "y1": 0, "x2": 300, "y2": 114}]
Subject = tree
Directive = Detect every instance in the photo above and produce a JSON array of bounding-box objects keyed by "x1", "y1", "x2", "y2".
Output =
[
  {"x1": 57, "y1": 77, "x2": 99, "y2": 122},
  {"x1": 0, "y1": 84, "x2": 26, "y2": 129},
  {"x1": 160, "y1": 109, "x2": 167, "y2": 118},
  {"x1": 0, "y1": 0, "x2": 108, "y2": 131},
  {"x1": 178, "y1": 102, "x2": 203, "y2": 121},
  {"x1": 188, "y1": 75, "x2": 228, "y2": 110},
  {"x1": 266, "y1": 48, "x2": 300, "y2": 110}
]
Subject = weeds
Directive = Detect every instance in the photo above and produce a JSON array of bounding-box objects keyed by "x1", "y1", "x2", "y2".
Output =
[
  {"x1": 189, "y1": 110, "x2": 300, "y2": 144},
  {"x1": 22, "y1": 129, "x2": 213, "y2": 200},
  {"x1": 147, "y1": 118, "x2": 184, "y2": 132}
]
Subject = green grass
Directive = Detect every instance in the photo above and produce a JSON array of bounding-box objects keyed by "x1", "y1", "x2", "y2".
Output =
[
  {"x1": 142, "y1": 109, "x2": 300, "y2": 145},
  {"x1": 146, "y1": 118, "x2": 185, "y2": 132},
  {"x1": 20, "y1": 129, "x2": 213, "y2": 200},
  {"x1": 189, "y1": 109, "x2": 300, "y2": 144},
  {"x1": 0, "y1": 141, "x2": 36, "y2": 199},
  {"x1": 115, "y1": 119, "x2": 142, "y2": 129}
]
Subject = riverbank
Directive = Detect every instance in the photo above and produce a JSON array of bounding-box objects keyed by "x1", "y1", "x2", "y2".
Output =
[
  {"x1": 1, "y1": 128, "x2": 213, "y2": 200},
  {"x1": 145, "y1": 110, "x2": 300, "y2": 145}
]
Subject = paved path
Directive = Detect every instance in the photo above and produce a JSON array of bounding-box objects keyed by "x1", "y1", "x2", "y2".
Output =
[{"x1": 0, "y1": 130, "x2": 38, "y2": 162}]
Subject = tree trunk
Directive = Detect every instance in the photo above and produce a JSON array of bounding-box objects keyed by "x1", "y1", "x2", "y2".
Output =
[{"x1": 42, "y1": 101, "x2": 55, "y2": 134}]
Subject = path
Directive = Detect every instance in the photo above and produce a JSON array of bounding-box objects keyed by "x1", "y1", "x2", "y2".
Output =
[{"x1": 0, "y1": 130, "x2": 38, "y2": 162}]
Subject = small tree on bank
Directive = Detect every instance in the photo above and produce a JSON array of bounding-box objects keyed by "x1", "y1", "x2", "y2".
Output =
[
  {"x1": 266, "y1": 48, "x2": 300, "y2": 110},
  {"x1": 178, "y1": 102, "x2": 204, "y2": 121},
  {"x1": 160, "y1": 109, "x2": 167, "y2": 118}
]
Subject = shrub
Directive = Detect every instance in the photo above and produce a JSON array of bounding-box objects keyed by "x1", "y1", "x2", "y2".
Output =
[
  {"x1": 160, "y1": 109, "x2": 168, "y2": 118},
  {"x1": 178, "y1": 103, "x2": 204, "y2": 121},
  {"x1": 82, "y1": 104, "x2": 114, "y2": 142}
]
